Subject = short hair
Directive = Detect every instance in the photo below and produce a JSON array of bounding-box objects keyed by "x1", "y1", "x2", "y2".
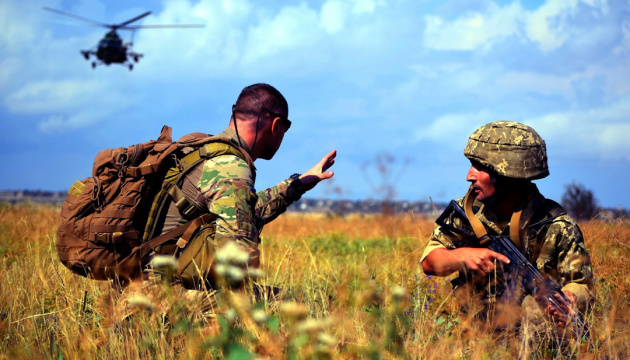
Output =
[{"x1": 233, "y1": 83, "x2": 288, "y2": 122}]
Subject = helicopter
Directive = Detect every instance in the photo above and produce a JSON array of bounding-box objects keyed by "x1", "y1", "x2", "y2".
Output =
[{"x1": 43, "y1": 7, "x2": 204, "y2": 71}]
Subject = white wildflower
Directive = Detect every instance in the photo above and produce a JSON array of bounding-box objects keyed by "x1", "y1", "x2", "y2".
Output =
[
  {"x1": 297, "y1": 318, "x2": 333, "y2": 334},
  {"x1": 215, "y1": 242, "x2": 250, "y2": 265},
  {"x1": 280, "y1": 302, "x2": 308, "y2": 320},
  {"x1": 392, "y1": 285, "x2": 406, "y2": 301},
  {"x1": 247, "y1": 268, "x2": 265, "y2": 279},
  {"x1": 317, "y1": 333, "x2": 337, "y2": 347},
  {"x1": 127, "y1": 294, "x2": 155, "y2": 312},
  {"x1": 252, "y1": 309, "x2": 268, "y2": 324},
  {"x1": 150, "y1": 255, "x2": 178, "y2": 273},
  {"x1": 227, "y1": 266, "x2": 245, "y2": 283},
  {"x1": 214, "y1": 264, "x2": 227, "y2": 276},
  {"x1": 225, "y1": 308, "x2": 237, "y2": 323}
]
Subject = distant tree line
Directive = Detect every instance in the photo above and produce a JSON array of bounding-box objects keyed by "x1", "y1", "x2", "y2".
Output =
[{"x1": 559, "y1": 182, "x2": 628, "y2": 221}]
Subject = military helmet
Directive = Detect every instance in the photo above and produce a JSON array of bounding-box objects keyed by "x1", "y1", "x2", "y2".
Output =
[{"x1": 464, "y1": 121, "x2": 549, "y2": 180}]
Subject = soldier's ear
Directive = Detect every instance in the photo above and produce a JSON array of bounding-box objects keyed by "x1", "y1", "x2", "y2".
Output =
[{"x1": 270, "y1": 116, "x2": 283, "y2": 135}]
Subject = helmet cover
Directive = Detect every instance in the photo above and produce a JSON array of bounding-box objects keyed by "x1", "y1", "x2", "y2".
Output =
[{"x1": 464, "y1": 121, "x2": 549, "y2": 180}]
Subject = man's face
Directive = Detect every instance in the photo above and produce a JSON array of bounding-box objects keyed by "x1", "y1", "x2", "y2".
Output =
[
  {"x1": 466, "y1": 162, "x2": 496, "y2": 202},
  {"x1": 258, "y1": 115, "x2": 290, "y2": 160}
]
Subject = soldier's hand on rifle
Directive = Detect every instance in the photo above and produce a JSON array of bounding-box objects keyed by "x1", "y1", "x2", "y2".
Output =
[
  {"x1": 456, "y1": 248, "x2": 510, "y2": 276},
  {"x1": 422, "y1": 247, "x2": 510, "y2": 276},
  {"x1": 299, "y1": 150, "x2": 336, "y2": 192},
  {"x1": 546, "y1": 290, "x2": 577, "y2": 327}
]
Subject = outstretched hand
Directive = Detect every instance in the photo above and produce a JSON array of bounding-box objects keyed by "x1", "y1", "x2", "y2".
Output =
[{"x1": 299, "y1": 150, "x2": 336, "y2": 192}]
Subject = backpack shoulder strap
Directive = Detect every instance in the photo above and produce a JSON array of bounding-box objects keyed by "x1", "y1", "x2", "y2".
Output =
[
  {"x1": 165, "y1": 140, "x2": 252, "y2": 216},
  {"x1": 142, "y1": 137, "x2": 253, "y2": 242},
  {"x1": 199, "y1": 138, "x2": 254, "y2": 168}
]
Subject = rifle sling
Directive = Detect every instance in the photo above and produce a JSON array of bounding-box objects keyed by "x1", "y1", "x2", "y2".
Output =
[{"x1": 464, "y1": 185, "x2": 523, "y2": 251}]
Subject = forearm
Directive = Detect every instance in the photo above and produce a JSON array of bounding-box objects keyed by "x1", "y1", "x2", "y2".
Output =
[
  {"x1": 422, "y1": 248, "x2": 463, "y2": 276},
  {"x1": 255, "y1": 178, "x2": 302, "y2": 224}
]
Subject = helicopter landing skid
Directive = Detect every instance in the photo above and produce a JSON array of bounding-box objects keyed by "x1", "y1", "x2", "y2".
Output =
[
  {"x1": 80, "y1": 50, "x2": 95, "y2": 61},
  {"x1": 90, "y1": 60, "x2": 134, "y2": 71}
]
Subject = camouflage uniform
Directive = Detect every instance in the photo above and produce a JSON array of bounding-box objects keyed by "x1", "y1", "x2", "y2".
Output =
[
  {"x1": 421, "y1": 184, "x2": 595, "y2": 317},
  {"x1": 160, "y1": 127, "x2": 303, "y2": 267},
  {"x1": 421, "y1": 121, "x2": 594, "y2": 327}
]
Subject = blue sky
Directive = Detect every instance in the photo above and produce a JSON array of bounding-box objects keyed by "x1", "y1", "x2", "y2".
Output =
[{"x1": 1, "y1": 0, "x2": 629, "y2": 209}]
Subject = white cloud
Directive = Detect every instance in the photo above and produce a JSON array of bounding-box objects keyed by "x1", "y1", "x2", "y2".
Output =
[
  {"x1": 38, "y1": 111, "x2": 108, "y2": 132},
  {"x1": 423, "y1": 0, "x2": 613, "y2": 53},
  {"x1": 6, "y1": 80, "x2": 103, "y2": 113},
  {"x1": 415, "y1": 110, "x2": 492, "y2": 145},
  {"x1": 350, "y1": 0, "x2": 384, "y2": 14},
  {"x1": 5, "y1": 79, "x2": 135, "y2": 131},
  {"x1": 321, "y1": 0, "x2": 349, "y2": 34},
  {"x1": 526, "y1": 95, "x2": 630, "y2": 160},
  {"x1": 423, "y1": 2, "x2": 522, "y2": 51},
  {"x1": 495, "y1": 71, "x2": 575, "y2": 97},
  {"x1": 0, "y1": 1, "x2": 39, "y2": 49},
  {"x1": 524, "y1": 0, "x2": 580, "y2": 52},
  {"x1": 613, "y1": 19, "x2": 630, "y2": 55},
  {"x1": 243, "y1": 4, "x2": 321, "y2": 65}
]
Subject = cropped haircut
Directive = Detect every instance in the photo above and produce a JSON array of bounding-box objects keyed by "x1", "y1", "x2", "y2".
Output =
[{"x1": 233, "y1": 83, "x2": 288, "y2": 123}]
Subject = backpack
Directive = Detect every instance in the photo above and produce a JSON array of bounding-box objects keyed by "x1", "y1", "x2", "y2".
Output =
[{"x1": 56, "y1": 125, "x2": 253, "y2": 287}]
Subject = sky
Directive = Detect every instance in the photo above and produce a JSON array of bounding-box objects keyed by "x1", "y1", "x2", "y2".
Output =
[{"x1": 1, "y1": 0, "x2": 629, "y2": 209}]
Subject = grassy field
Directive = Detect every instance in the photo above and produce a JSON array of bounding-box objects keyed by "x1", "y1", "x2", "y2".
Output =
[{"x1": 1, "y1": 203, "x2": 629, "y2": 359}]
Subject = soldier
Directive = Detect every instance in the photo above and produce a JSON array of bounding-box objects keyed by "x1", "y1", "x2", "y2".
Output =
[
  {"x1": 159, "y1": 83, "x2": 336, "y2": 277},
  {"x1": 421, "y1": 121, "x2": 594, "y2": 332}
]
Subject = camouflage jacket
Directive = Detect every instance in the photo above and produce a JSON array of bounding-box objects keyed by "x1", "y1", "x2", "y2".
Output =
[
  {"x1": 421, "y1": 184, "x2": 595, "y2": 312},
  {"x1": 161, "y1": 127, "x2": 303, "y2": 266}
]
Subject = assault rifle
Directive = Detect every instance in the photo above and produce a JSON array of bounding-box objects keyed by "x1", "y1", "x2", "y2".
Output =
[{"x1": 436, "y1": 200, "x2": 589, "y2": 340}]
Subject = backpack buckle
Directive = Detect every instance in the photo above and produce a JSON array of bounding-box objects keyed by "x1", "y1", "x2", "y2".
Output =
[
  {"x1": 117, "y1": 150, "x2": 129, "y2": 178},
  {"x1": 182, "y1": 204, "x2": 201, "y2": 219},
  {"x1": 172, "y1": 154, "x2": 183, "y2": 171}
]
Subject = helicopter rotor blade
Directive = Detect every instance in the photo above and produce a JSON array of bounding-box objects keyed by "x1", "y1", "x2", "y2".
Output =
[
  {"x1": 121, "y1": 24, "x2": 206, "y2": 30},
  {"x1": 114, "y1": 11, "x2": 152, "y2": 29},
  {"x1": 42, "y1": 7, "x2": 110, "y2": 28}
]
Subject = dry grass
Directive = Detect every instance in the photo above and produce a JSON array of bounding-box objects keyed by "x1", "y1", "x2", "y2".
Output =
[{"x1": 0, "y1": 203, "x2": 629, "y2": 359}]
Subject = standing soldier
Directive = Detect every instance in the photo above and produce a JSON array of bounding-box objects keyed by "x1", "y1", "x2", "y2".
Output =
[{"x1": 421, "y1": 121, "x2": 594, "y2": 339}]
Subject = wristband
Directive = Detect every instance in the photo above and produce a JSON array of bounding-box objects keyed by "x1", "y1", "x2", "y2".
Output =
[{"x1": 289, "y1": 173, "x2": 306, "y2": 195}]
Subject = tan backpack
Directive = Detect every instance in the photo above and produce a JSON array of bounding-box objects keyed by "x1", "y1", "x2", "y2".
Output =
[{"x1": 56, "y1": 125, "x2": 253, "y2": 287}]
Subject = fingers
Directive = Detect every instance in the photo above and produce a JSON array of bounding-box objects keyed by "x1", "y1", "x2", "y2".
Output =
[
  {"x1": 546, "y1": 303, "x2": 568, "y2": 327},
  {"x1": 561, "y1": 290, "x2": 578, "y2": 304},
  {"x1": 478, "y1": 250, "x2": 508, "y2": 271},
  {"x1": 469, "y1": 257, "x2": 498, "y2": 275},
  {"x1": 320, "y1": 150, "x2": 337, "y2": 172},
  {"x1": 321, "y1": 170, "x2": 334, "y2": 180},
  {"x1": 298, "y1": 150, "x2": 337, "y2": 192},
  {"x1": 488, "y1": 251, "x2": 510, "y2": 265}
]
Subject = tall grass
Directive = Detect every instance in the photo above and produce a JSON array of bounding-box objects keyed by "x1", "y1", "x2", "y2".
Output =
[{"x1": 0, "y1": 204, "x2": 629, "y2": 359}]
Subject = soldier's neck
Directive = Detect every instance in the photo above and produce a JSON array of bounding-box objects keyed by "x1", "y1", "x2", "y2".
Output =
[{"x1": 487, "y1": 182, "x2": 533, "y2": 219}]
